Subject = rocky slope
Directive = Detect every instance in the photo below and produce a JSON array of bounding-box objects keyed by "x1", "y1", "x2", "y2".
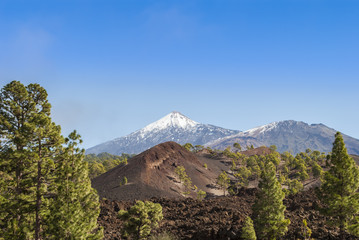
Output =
[
  {"x1": 86, "y1": 111, "x2": 240, "y2": 155},
  {"x1": 207, "y1": 120, "x2": 359, "y2": 155},
  {"x1": 91, "y1": 141, "x2": 226, "y2": 200},
  {"x1": 98, "y1": 188, "x2": 359, "y2": 240}
]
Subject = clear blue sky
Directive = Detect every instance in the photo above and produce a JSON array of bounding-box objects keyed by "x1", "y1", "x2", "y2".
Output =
[{"x1": 1, "y1": 0, "x2": 358, "y2": 149}]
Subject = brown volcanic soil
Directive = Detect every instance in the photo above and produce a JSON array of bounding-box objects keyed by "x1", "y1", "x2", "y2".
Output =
[
  {"x1": 98, "y1": 188, "x2": 359, "y2": 240},
  {"x1": 92, "y1": 142, "x2": 221, "y2": 200},
  {"x1": 92, "y1": 142, "x2": 278, "y2": 201}
]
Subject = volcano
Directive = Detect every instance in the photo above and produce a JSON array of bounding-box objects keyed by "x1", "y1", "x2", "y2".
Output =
[
  {"x1": 86, "y1": 111, "x2": 240, "y2": 155},
  {"x1": 91, "y1": 141, "x2": 224, "y2": 200}
]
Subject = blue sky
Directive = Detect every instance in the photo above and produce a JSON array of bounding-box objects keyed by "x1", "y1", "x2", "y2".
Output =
[{"x1": 1, "y1": 0, "x2": 358, "y2": 149}]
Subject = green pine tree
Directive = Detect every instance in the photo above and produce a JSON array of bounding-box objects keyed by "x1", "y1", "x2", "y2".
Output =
[
  {"x1": 0, "y1": 81, "x2": 63, "y2": 239},
  {"x1": 233, "y1": 142, "x2": 242, "y2": 151},
  {"x1": 46, "y1": 131, "x2": 103, "y2": 239},
  {"x1": 119, "y1": 200, "x2": 163, "y2": 240},
  {"x1": 197, "y1": 190, "x2": 206, "y2": 201},
  {"x1": 253, "y1": 161, "x2": 290, "y2": 239},
  {"x1": 234, "y1": 166, "x2": 251, "y2": 187},
  {"x1": 182, "y1": 143, "x2": 194, "y2": 152},
  {"x1": 123, "y1": 176, "x2": 128, "y2": 185},
  {"x1": 174, "y1": 166, "x2": 186, "y2": 183},
  {"x1": 0, "y1": 81, "x2": 103, "y2": 239},
  {"x1": 312, "y1": 162, "x2": 323, "y2": 178},
  {"x1": 174, "y1": 165, "x2": 194, "y2": 194},
  {"x1": 302, "y1": 219, "x2": 312, "y2": 240},
  {"x1": 241, "y1": 216, "x2": 257, "y2": 240},
  {"x1": 318, "y1": 132, "x2": 359, "y2": 237},
  {"x1": 216, "y1": 171, "x2": 230, "y2": 196}
]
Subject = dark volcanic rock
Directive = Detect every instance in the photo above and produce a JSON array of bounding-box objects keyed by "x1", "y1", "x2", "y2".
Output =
[{"x1": 98, "y1": 188, "x2": 359, "y2": 240}]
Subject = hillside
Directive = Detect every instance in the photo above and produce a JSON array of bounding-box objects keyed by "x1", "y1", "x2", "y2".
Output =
[
  {"x1": 92, "y1": 141, "x2": 227, "y2": 200},
  {"x1": 92, "y1": 140, "x2": 330, "y2": 202}
]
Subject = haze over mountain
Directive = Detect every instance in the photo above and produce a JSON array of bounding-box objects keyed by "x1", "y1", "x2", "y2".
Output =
[
  {"x1": 206, "y1": 120, "x2": 359, "y2": 155},
  {"x1": 86, "y1": 111, "x2": 240, "y2": 155}
]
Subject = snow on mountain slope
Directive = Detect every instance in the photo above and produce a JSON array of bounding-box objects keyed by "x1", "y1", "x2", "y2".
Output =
[
  {"x1": 141, "y1": 111, "x2": 199, "y2": 132},
  {"x1": 86, "y1": 111, "x2": 240, "y2": 155},
  {"x1": 243, "y1": 121, "x2": 280, "y2": 136},
  {"x1": 206, "y1": 120, "x2": 359, "y2": 155},
  {"x1": 87, "y1": 113, "x2": 359, "y2": 155}
]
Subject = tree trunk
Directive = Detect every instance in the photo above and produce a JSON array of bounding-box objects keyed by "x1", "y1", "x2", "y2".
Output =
[
  {"x1": 137, "y1": 225, "x2": 141, "y2": 240},
  {"x1": 35, "y1": 141, "x2": 42, "y2": 240},
  {"x1": 15, "y1": 144, "x2": 23, "y2": 235},
  {"x1": 35, "y1": 159, "x2": 42, "y2": 240},
  {"x1": 339, "y1": 220, "x2": 345, "y2": 240}
]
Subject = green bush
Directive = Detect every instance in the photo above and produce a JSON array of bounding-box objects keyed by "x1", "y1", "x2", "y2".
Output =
[
  {"x1": 149, "y1": 231, "x2": 177, "y2": 240},
  {"x1": 118, "y1": 200, "x2": 163, "y2": 240},
  {"x1": 197, "y1": 190, "x2": 207, "y2": 201}
]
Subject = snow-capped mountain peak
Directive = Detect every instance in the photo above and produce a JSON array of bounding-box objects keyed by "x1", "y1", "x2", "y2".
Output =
[
  {"x1": 86, "y1": 111, "x2": 239, "y2": 155},
  {"x1": 244, "y1": 121, "x2": 279, "y2": 136},
  {"x1": 86, "y1": 115, "x2": 359, "y2": 155},
  {"x1": 141, "y1": 111, "x2": 199, "y2": 133}
]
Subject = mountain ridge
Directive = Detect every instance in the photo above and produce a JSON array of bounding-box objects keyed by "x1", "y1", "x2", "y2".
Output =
[
  {"x1": 86, "y1": 111, "x2": 240, "y2": 155},
  {"x1": 86, "y1": 113, "x2": 359, "y2": 155},
  {"x1": 206, "y1": 120, "x2": 359, "y2": 155}
]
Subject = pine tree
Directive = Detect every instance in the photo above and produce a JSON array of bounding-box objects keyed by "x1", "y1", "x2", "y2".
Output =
[
  {"x1": 234, "y1": 166, "x2": 251, "y2": 187},
  {"x1": 123, "y1": 176, "x2": 128, "y2": 185},
  {"x1": 174, "y1": 166, "x2": 186, "y2": 183},
  {"x1": 46, "y1": 131, "x2": 103, "y2": 239},
  {"x1": 197, "y1": 189, "x2": 206, "y2": 201},
  {"x1": 182, "y1": 143, "x2": 194, "y2": 152},
  {"x1": 312, "y1": 162, "x2": 323, "y2": 178},
  {"x1": 318, "y1": 132, "x2": 359, "y2": 237},
  {"x1": 174, "y1": 165, "x2": 193, "y2": 194},
  {"x1": 253, "y1": 161, "x2": 290, "y2": 239},
  {"x1": 0, "y1": 81, "x2": 103, "y2": 239},
  {"x1": 302, "y1": 219, "x2": 312, "y2": 240},
  {"x1": 0, "y1": 81, "x2": 63, "y2": 239},
  {"x1": 241, "y1": 216, "x2": 257, "y2": 240},
  {"x1": 119, "y1": 200, "x2": 163, "y2": 240},
  {"x1": 233, "y1": 142, "x2": 242, "y2": 151},
  {"x1": 217, "y1": 171, "x2": 230, "y2": 196}
]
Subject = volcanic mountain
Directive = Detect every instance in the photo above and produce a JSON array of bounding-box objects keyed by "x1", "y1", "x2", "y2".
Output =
[
  {"x1": 86, "y1": 111, "x2": 240, "y2": 155},
  {"x1": 207, "y1": 120, "x2": 359, "y2": 155},
  {"x1": 91, "y1": 141, "x2": 226, "y2": 201}
]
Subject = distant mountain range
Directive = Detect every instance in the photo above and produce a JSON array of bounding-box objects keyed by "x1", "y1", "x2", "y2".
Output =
[
  {"x1": 206, "y1": 120, "x2": 359, "y2": 155},
  {"x1": 86, "y1": 112, "x2": 359, "y2": 155},
  {"x1": 86, "y1": 111, "x2": 240, "y2": 155}
]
